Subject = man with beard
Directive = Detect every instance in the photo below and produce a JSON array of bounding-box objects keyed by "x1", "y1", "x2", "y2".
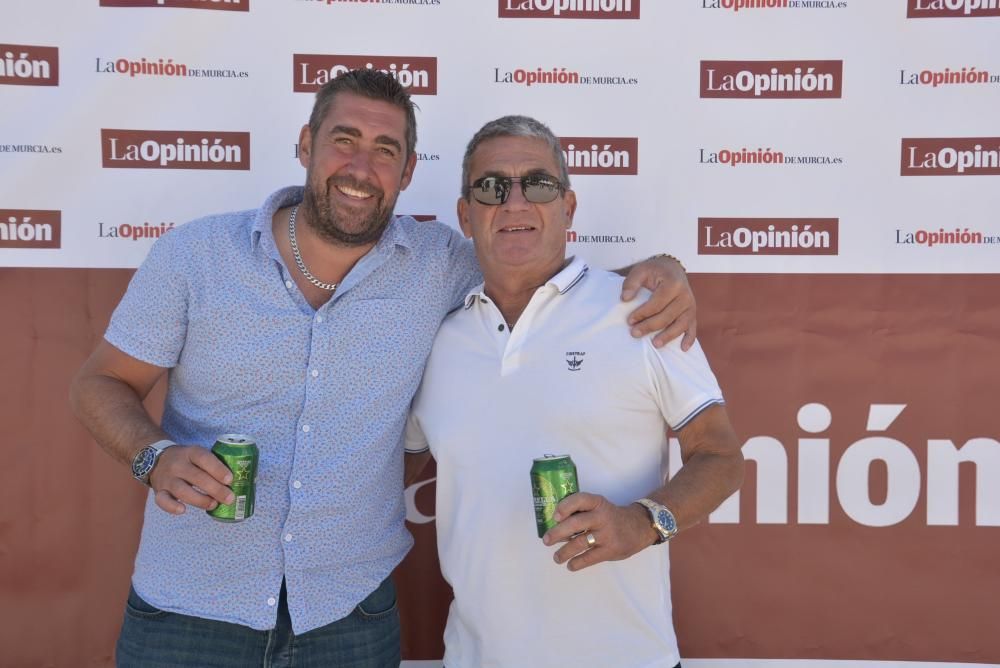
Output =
[{"x1": 70, "y1": 70, "x2": 696, "y2": 667}]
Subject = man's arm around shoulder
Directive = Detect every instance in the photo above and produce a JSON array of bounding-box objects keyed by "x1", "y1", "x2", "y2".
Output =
[{"x1": 613, "y1": 254, "x2": 697, "y2": 350}]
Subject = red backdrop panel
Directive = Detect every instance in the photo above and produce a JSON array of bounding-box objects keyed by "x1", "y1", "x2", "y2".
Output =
[{"x1": 1, "y1": 269, "x2": 997, "y2": 665}]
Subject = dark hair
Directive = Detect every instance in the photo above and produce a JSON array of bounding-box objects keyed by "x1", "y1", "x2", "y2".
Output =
[
  {"x1": 308, "y1": 68, "x2": 418, "y2": 158},
  {"x1": 461, "y1": 115, "x2": 569, "y2": 196}
]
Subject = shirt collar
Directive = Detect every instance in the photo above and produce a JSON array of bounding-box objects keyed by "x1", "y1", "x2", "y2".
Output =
[
  {"x1": 251, "y1": 186, "x2": 303, "y2": 253},
  {"x1": 548, "y1": 255, "x2": 589, "y2": 294},
  {"x1": 463, "y1": 256, "x2": 589, "y2": 309}
]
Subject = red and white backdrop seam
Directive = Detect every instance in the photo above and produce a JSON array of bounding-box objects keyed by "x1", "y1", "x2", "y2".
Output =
[{"x1": 1, "y1": 2, "x2": 998, "y2": 667}]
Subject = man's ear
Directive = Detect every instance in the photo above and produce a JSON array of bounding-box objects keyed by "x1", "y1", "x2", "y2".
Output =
[
  {"x1": 399, "y1": 152, "x2": 418, "y2": 191},
  {"x1": 297, "y1": 125, "x2": 312, "y2": 168},
  {"x1": 564, "y1": 189, "x2": 577, "y2": 228}
]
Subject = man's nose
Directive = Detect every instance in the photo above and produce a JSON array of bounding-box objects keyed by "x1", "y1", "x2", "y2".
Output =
[
  {"x1": 344, "y1": 147, "x2": 376, "y2": 178},
  {"x1": 502, "y1": 181, "x2": 531, "y2": 211}
]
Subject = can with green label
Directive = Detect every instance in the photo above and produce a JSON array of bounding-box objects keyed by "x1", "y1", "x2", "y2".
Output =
[
  {"x1": 530, "y1": 454, "x2": 579, "y2": 538},
  {"x1": 207, "y1": 434, "x2": 259, "y2": 522}
]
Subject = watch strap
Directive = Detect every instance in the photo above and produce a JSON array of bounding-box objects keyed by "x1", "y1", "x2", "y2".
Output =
[
  {"x1": 131, "y1": 439, "x2": 176, "y2": 486},
  {"x1": 146, "y1": 438, "x2": 177, "y2": 453},
  {"x1": 146, "y1": 439, "x2": 176, "y2": 454}
]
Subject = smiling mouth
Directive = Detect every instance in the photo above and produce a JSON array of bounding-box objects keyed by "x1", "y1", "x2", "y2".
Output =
[
  {"x1": 336, "y1": 184, "x2": 374, "y2": 200},
  {"x1": 499, "y1": 225, "x2": 536, "y2": 233}
]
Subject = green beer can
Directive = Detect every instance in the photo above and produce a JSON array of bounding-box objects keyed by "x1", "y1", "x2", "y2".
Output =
[
  {"x1": 207, "y1": 434, "x2": 259, "y2": 522},
  {"x1": 531, "y1": 454, "x2": 579, "y2": 538}
]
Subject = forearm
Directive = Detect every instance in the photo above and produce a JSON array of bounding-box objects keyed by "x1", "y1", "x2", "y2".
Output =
[
  {"x1": 70, "y1": 373, "x2": 168, "y2": 468},
  {"x1": 638, "y1": 404, "x2": 745, "y2": 537},
  {"x1": 645, "y1": 448, "x2": 744, "y2": 533}
]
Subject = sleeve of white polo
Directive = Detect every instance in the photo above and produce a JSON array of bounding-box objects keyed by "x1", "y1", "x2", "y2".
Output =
[
  {"x1": 404, "y1": 410, "x2": 430, "y2": 455},
  {"x1": 645, "y1": 337, "x2": 725, "y2": 431}
]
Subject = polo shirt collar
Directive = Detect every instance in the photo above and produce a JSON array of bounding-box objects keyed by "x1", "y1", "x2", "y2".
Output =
[
  {"x1": 548, "y1": 255, "x2": 589, "y2": 294},
  {"x1": 463, "y1": 255, "x2": 589, "y2": 309}
]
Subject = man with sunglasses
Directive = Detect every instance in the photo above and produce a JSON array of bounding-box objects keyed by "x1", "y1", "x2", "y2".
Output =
[
  {"x1": 405, "y1": 115, "x2": 744, "y2": 668},
  {"x1": 70, "y1": 69, "x2": 698, "y2": 667}
]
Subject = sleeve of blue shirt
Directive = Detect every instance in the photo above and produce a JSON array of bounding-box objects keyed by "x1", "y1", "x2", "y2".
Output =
[
  {"x1": 104, "y1": 230, "x2": 189, "y2": 369},
  {"x1": 440, "y1": 224, "x2": 482, "y2": 311}
]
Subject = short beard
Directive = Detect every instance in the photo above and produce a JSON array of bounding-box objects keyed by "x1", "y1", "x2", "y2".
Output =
[{"x1": 301, "y1": 174, "x2": 396, "y2": 247}]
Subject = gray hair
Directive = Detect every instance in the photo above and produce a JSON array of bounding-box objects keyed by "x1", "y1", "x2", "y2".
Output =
[
  {"x1": 460, "y1": 115, "x2": 570, "y2": 196},
  {"x1": 308, "y1": 68, "x2": 418, "y2": 159}
]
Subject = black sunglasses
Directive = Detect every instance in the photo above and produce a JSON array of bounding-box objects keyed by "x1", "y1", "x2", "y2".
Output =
[{"x1": 465, "y1": 174, "x2": 565, "y2": 206}]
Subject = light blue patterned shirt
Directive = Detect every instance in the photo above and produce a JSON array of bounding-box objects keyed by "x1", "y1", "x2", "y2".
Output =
[{"x1": 105, "y1": 186, "x2": 479, "y2": 633}]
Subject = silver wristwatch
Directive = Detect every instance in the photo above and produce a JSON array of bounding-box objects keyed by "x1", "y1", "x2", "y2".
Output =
[
  {"x1": 636, "y1": 498, "x2": 678, "y2": 544},
  {"x1": 131, "y1": 439, "x2": 176, "y2": 486}
]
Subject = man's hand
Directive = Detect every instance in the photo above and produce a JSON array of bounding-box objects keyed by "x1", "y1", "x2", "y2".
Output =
[
  {"x1": 542, "y1": 492, "x2": 657, "y2": 572},
  {"x1": 148, "y1": 445, "x2": 235, "y2": 515},
  {"x1": 620, "y1": 255, "x2": 696, "y2": 350}
]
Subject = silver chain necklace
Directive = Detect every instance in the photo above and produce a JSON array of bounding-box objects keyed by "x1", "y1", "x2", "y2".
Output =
[{"x1": 288, "y1": 205, "x2": 338, "y2": 292}]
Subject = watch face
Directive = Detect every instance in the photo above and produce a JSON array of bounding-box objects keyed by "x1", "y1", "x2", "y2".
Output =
[
  {"x1": 657, "y1": 509, "x2": 676, "y2": 533},
  {"x1": 132, "y1": 447, "x2": 155, "y2": 477}
]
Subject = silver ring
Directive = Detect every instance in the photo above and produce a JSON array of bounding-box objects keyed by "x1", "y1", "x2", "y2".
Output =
[{"x1": 585, "y1": 532, "x2": 597, "y2": 548}]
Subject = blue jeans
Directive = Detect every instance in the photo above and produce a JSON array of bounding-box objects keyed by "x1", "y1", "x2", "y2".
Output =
[{"x1": 116, "y1": 578, "x2": 400, "y2": 668}]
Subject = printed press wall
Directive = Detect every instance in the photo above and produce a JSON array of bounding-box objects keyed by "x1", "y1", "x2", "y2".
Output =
[{"x1": 2, "y1": 1, "x2": 999, "y2": 667}]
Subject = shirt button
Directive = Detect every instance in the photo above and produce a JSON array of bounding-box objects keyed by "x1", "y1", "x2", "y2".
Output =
[
  {"x1": 285, "y1": 280, "x2": 293, "y2": 289},
  {"x1": 284, "y1": 533, "x2": 293, "y2": 542},
  {"x1": 310, "y1": 369, "x2": 319, "y2": 378},
  {"x1": 302, "y1": 424, "x2": 311, "y2": 433},
  {"x1": 267, "y1": 597, "x2": 277, "y2": 607},
  {"x1": 315, "y1": 314, "x2": 324, "y2": 323},
  {"x1": 480, "y1": 298, "x2": 487, "y2": 304},
  {"x1": 498, "y1": 324, "x2": 505, "y2": 332},
  {"x1": 293, "y1": 480, "x2": 302, "y2": 489}
]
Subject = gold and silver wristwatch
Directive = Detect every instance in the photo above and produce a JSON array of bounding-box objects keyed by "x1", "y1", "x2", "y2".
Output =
[{"x1": 636, "y1": 498, "x2": 678, "y2": 544}]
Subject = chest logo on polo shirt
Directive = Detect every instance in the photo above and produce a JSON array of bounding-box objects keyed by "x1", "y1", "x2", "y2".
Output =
[{"x1": 565, "y1": 351, "x2": 586, "y2": 371}]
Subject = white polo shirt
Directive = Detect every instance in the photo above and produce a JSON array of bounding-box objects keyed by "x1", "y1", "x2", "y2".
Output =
[{"x1": 406, "y1": 256, "x2": 724, "y2": 668}]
